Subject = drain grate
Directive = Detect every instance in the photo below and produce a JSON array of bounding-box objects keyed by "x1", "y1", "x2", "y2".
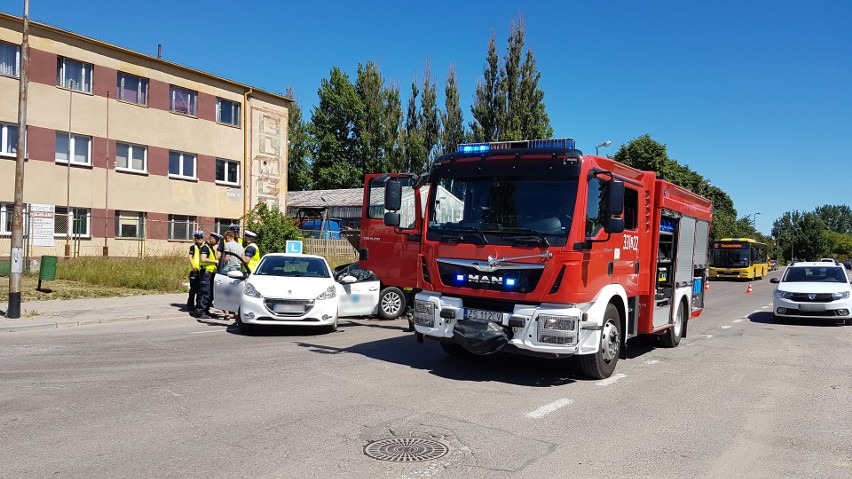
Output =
[{"x1": 364, "y1": 437, "x2": 449, "y2": 462}]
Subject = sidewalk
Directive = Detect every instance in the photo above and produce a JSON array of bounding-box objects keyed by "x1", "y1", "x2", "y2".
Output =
[{"x1": 0, "y1": 293, "x2": 194, "y2": 333}]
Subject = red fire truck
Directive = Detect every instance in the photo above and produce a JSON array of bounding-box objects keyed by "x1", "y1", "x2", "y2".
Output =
[{"x1": 359, "y1": 138, "x2": 712, "y2": 378}]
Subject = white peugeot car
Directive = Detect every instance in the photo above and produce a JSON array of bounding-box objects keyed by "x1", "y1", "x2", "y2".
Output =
[
  {"x1": 213, "y1": 254, "x2": 381, "y2": 334},
  {"x1": 771, "y1": 261, "x2": 852, "y2": 325}
]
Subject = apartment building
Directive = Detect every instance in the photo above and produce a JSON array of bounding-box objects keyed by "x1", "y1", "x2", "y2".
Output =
[{"x1": 0, "y1": 12, "x2": 290, "y2": 257}]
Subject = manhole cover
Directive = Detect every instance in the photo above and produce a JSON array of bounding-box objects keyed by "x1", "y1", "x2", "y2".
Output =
[{"x1": 364, "y1": 437, "x2": 449, "y2": 462}]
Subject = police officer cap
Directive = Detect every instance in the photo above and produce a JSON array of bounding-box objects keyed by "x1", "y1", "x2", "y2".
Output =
[
  {"x1": 210, "y1": 232, "x2": 222, "y2": 241},
  {"x1": 229, "y1": 225, "x2": 241, "y2": 232},
  {"x1": 244, "y1": 230, "x2": 258, "y2": 238},
  {"x1": 193, "y1": 230, "x2": 204, "y2": 238}
]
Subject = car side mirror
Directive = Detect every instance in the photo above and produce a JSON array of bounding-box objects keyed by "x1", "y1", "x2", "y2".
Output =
[
  {"x1": 227, "y1": 270, "x2": 246, "y2": 280},
  {"x1": 604, "y1": 217, "x2": 625, "y2": 234},
  {"x1": 340, "y1": 275, "x2": 357, "y2": 284},
  {"x1": 770, "y1": 278, "x2": 779, "y2": 283}
]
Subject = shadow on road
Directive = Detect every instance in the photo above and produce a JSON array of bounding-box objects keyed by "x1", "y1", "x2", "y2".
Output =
[{"x1": 749, "y1": 311, "x2": 848, "y2": 327}]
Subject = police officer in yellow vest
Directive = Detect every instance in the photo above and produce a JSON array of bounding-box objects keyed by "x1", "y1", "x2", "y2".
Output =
[
  {"x1": 194, "y1": 232, "x2": 219, "y2": 319},
  {"x1": 242, "y1": 230, "x2": 260, "y2": 273},
  {"x1": 186, "y1": 231, "x2": 206, "y2": 311}
]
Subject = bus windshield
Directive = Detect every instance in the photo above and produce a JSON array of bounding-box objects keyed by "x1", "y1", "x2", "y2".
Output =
[{"x1": 710, "y1": 244, "x2": 751, "y2": 268}]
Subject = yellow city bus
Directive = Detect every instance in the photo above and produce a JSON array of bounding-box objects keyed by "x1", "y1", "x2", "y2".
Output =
[{"x1": 709, "y1": 238, "x2": 770, "y2": 280}]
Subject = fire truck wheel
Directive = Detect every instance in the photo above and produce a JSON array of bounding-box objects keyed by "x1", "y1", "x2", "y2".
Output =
[
  {"x1": 378, "y1": 287, "x2": 406, "y2": 320},
  {"x1": 441, "y1": 342, "x2": 472, "y2": 357},
  {"x1": 660, "y1": 301, "x2": 685, "y2": 348},
  {"x1": 578, "y1": 304, "x2": 621, "y2": 379}
]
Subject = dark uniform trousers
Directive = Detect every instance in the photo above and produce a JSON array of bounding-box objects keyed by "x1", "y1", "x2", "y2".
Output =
[
  {"x1": 198, "y1": 271, "x2": 215, "y2": 314},
  {"x1": 187, "y1": 270, "x2": 201, "y2": 309}
]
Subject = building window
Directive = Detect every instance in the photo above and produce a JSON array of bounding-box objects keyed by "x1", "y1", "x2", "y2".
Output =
[
  {"x1": 115, "y1": 211, "x2": 145, "y2": 238},
  {"x1": 55, "y1": 207, "x2": 90, "y2": 238},
  {"x1": 116, "y1": 142, "x2": 147, "y2": 173},
  {"x1": 170, "y1": 85, "x2": 197, "y2": 116},
  {"x1": 0, "y1": 41, "x2": 21, "y2": 78},
  {"x1": 169, "y1": 215, "x2": 195, "y2": 241},
  {"x1": 215, "y1": 218, "x2": 240, "y2": 235},
  {"x1": 0, "y1": 203, "x2": 12, "y2": 235},
  {"x1": 57, "y1": 57, "x2": 93, "y2": 93},
  {"x1": 215, "y1": 158, "x2": 240, "y2": 186},
  {"x1": 216, "y1": 98, "x2": 240, "y2": 126},
  {"x1": 1, "y1": 122, "x2": 18, "y2": 157},
  {"x1": 168, "y1": 151, "x2": 196, "y2": 179},
  {"x1": 55, "y1": 132, "x2": 92, "y2": 166},
  {"x1": 117, "y1": 72, "x2": 148, "y2": 105}
]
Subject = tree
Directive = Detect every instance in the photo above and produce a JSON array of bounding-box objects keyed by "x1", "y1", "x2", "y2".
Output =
[
  {"x1": 403, "y1": 78, "x2": 427, "y2": 173},
  {"x1": 470, "y1": 31, "x2": 503, "y2": 142},
  {"x1": 309, "y1": 67, "x2": 363, "y2": 189},
  {"x1": 245, "y1": 202, "x2": 301, "y2": 254},
  {"x1": 420, "y1": 59, "x2": 440, "y2": 162},
  {"x1": 501, "y1": 17, "x2": 525, "y2": 140},
  {"x1": 772, "y1": 211, "x2": 830, "y2": 261},
  {"x1": 382, "y1": 82, "x2": 405, "y2": 172},
  {"x1": 285, "y1": 86, "x2": 312, "y2": 191},
  {"x1": 354, "y1": 61, "x2": 387, "y2": 175},
  {"x1": 517, "y1": 47, "x2": 553, "y2": 139},
  {"x1": 814, "y1": 204, "x2": 852, "y2": 234},
  {"x1": 440, "y1": 65, "x2": 465, "y2": 154}
]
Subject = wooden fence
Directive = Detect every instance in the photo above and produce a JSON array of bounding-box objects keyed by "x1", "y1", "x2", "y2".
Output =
[{"x1": 302, "y1": 238, "x2": 359, "y2": 266}]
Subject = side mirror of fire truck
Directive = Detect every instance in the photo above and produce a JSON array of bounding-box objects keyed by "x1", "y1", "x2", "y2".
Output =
[
  {"x1": 606, "y1": 180, "x2": 625, "y2": 216},
  {"x1": 383, "y1": 179, "x2": 403, "y2": 227},
  {"x1": 603, "y1": 179, "x2": 625, "y2": 234}
]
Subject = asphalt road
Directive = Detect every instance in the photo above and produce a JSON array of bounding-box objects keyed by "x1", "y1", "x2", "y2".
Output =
[{"x1": 1, "y1": 270, "x2": 851, "y2": 478}]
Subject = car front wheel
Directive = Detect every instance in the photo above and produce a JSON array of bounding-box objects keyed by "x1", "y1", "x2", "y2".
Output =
[{"x1": 378, "y1": 287, "x2": 406, "y2": 320}]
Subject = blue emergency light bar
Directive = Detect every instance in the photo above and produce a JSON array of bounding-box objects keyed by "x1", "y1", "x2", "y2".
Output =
[{"x1": 457, "y1": 138, "x2": 576, "y2": 153}]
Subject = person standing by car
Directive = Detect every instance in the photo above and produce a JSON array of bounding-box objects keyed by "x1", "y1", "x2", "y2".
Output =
[
  {"x1": 242, "y1": 230, "x2": 260, "y2": 273},
  {"x1": 186, "y1": 231, "x2": 205, "y2": 311},
  {"x1": 229, "y1": 225, "x2": 243, "y2": 246},
  {"x1": 222, "y1": 230, "x2": 245, "y2": 273},
  {"x1": 195, "y1": 233, "x2": 219, "y2": 319}
]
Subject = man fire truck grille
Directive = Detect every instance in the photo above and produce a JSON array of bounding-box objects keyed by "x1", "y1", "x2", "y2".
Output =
[{"x1": 436, "y1": 261, "x2": 544, "y2": 293}]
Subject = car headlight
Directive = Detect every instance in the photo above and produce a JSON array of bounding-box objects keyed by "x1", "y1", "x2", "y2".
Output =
[
  {"x1": 774, "y1": 290, "x2": 794, "y2": 299},
  {"x1": 832, "y1": 291, "x2": 850, "y2": 300},
  {"x1": 316, "y1": 285, "x2": 336, "y2": 300},
  {"x1": 243, "y1": 282, "x2": 262, "y2": 298}
]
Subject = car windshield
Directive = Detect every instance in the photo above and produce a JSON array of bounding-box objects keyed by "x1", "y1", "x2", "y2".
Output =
[
  {"x1": 254, "y1": 256, "x2": 330, "y2": 278},
  {"x1": 782, "y1": 266, "x2": 847, "y2": 283},
  {"x1": 427, "y1": 176, "x2": 578, "y2": 247}
]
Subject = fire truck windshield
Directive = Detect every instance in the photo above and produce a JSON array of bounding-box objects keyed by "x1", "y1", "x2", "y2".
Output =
[{"x1": 427, "y1": 175, "x2": 578, "y2": 247}]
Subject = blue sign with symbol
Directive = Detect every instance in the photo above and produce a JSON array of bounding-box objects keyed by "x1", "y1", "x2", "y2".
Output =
[{"x1": 286, "y1": 240, "x2": 303, "y2": 254}]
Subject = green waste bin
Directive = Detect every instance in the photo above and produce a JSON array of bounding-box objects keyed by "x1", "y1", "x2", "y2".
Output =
[
  {"x1": 39, "y1": 256, "x2": 58, "y2": 281},
  {"x1": 0, "y1": 259, "x2": 10, "y2": 277}
]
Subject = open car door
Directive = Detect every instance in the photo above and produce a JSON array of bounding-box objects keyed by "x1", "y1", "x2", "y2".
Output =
[
  {"x1": 213, "y1": 272, "x2": 245, "y2": 312},
  {"x1": 335, "y1": 264, "x2": 381, "y2": 317}
]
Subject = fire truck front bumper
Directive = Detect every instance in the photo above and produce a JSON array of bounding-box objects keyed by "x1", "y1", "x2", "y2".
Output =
[{"x1": 413, "y1": 292, "x2": 596, "y2": 356}]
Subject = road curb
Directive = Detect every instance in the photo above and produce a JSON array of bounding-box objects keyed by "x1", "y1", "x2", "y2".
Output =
[{"x1": 0, "y1": 312, "x2": 192, "y2": 333}]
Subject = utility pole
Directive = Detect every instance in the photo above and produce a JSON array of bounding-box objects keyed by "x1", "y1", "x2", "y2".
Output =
[{"x1": 8, "y1": 0, "x2": 30, "y2": 319}]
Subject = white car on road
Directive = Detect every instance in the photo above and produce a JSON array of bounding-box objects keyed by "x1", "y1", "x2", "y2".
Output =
[
  {"x1": 213, "y1": 253, "x2": 381, "y2": 334},
  {"x1": 771, "y1": 261, "x2": 852, "y2": 325}
]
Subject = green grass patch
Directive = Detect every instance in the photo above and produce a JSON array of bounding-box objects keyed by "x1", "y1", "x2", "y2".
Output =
[{"x1": 55, "y1": 256, "x2": 187, "y2": 292}]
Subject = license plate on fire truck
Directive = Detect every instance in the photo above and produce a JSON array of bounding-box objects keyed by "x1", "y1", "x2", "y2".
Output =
[{"x1": 463, "y1": 308, "x2": 503, "y2": 322}]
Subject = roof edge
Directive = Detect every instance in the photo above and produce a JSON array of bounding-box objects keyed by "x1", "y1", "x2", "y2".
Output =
[{"x1": 0, "y1": 11, "x2": 293, "y2": 104}]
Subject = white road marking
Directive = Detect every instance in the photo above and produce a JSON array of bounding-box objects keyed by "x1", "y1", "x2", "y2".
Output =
[
  {"x1": 761, "y1": 306, "x2": 769, "y2": 309},
  {"x1": 703, "y1": 334, "x2": 713, "y2": 339},
  {"x1": 733, "y1": 319, "x2": 744, "y2": 323},
  {"x1": 721, "y1": 326, "x2": 732, "y2": 329},
  {"x1": 596, "y1": 373, "x2": 627, "y2": 386},
  {"x1": 526, "y1": 398, "x2": 574, "y2": 419},
  {"x1": 187, "y1": 330, "x2": 226, "y2": 335},
  {"x1": 644, "y1": 360, "x2": 660, "y2": 365}
]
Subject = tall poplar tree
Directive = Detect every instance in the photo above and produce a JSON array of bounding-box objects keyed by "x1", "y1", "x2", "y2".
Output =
[
  {"x1": 440, "y1": 65, "x2": 465, "y2": 154},
  {"x1": 382, "y1": 82, "x2": 405, "y2": 172},
  {"x1": 403, "y1": 79, "x2": 427, "y2": 172},
  {"x1": 285, "y1": 86, "x2": 312, "y2": 191},
  {"x1": 420, "y1": 59, "x2": 440, "y2": 163},
  {"x1": 501, "y1": 17, "x2": 525, "y2": 140},
  {"x1": 309, "y1": 67, "x2": 362, "y2": 189},
  {"x1": 518, "y1": 48, "x2": 553, "y2": 139},
  {"x1": 470, "y1": 31, "x2": 502, "y2": 142},
  {"x1": 355, "y1": 61, "x2": 386, "y2": 175}
]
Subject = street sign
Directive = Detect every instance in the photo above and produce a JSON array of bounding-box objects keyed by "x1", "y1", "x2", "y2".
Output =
[{"x1": 286, "y1": 240, "x2": 303, "y2": 254}]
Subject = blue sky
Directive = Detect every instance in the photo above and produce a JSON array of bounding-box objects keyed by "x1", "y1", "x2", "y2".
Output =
[{"x1": 4, "y1": 0, "x2": 851, "y2": 234}]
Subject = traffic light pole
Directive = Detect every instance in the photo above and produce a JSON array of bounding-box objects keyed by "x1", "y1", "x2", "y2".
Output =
[{"x1": 7, "y1": 0, "x2": 30, "y2": 319}]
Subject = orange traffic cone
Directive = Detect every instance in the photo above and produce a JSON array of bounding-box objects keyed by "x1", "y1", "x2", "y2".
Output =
[
  {"x1": 705, "y1": 280, "x2": 711, "y2": 291},
  {"x1": 746, "y1": 282, "x2": 753, "y2": 294}
]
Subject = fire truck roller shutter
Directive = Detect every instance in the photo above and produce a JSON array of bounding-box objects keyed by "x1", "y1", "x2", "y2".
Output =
[
  {"x1": 693, "y1": 221, "x2": 710, "y2": 269},
  {"x1": 675, "y1": 217, "x2": 697, "y2": 288}
]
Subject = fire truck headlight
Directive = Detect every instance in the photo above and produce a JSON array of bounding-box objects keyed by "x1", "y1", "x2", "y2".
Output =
[
  {"x1": 414, "y1": 300, "x2": 436, "y2": 327},
  {"x1": 537, "y1": 313, "x2": 580, "y2": 345}
]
